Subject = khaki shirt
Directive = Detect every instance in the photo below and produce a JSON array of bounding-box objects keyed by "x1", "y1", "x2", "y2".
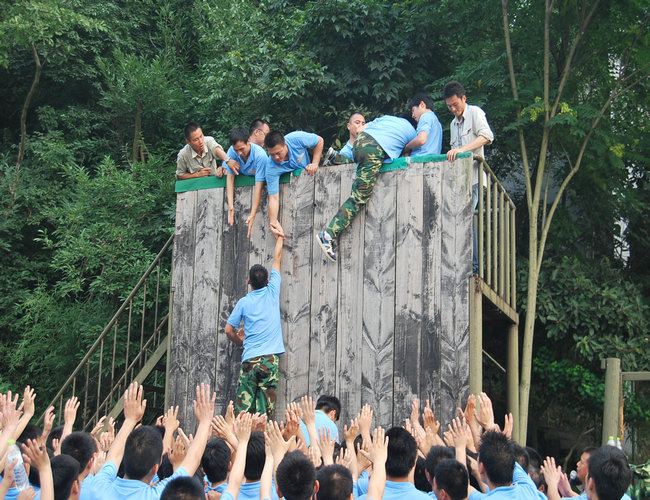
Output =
[{"x1": 175, "y1": 136, "x2": 222, "y2": 179}]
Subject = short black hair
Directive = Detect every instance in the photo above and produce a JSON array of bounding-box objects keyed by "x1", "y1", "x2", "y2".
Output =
[
  {"x1": 415, "y1": 456, "x2": 432, "y2": 492},
  {"x1": 230, "y1": 127, "x2": 250, "y2": 146},
  {"x1": 525, "y1": 446, "x2": 542, "y2": 470},
  {"x1": 587, "y1": 446, "x2": 632, "y2": 500},
  {"x1": 434, "y1": 459, "x2": 468, "y2": 500},
  {"x1": 264, "y1": 130, "x2": 285, "y2": 149},
  {"x1": 513, "y1": 443, "x2": 530, "y2": 472},
  {"x1": 123, "y1": 426, "x2": 163, "y2": 480},
  {"x1": 315, "y1": 395, "x2": 341, "y2": 421},
  {"x1": 202, "y1": 438, "x2": 231, "y2": 484},
  {"x1": 408, "y1": 92, "x2": 435, "y2": 110},
  {"x1": 249, "y1": 118, "x2": 270, "y2": 135},
  {"x1": 424, "y1": 445, "x2": 454, "y2": 478},
  {"x1": 478, "y1": 430, "x2": 515, "y2": 487},
  {"x1": 316, "y1": 464, "x2": 353, "y2": 500},
  {"x1": 51, "y1": 454, "x2": 80, "y2": 500},
  {"x1": 399, "y1": 111, "x2": 418, "y2": 128},
  {"x1": 61, "y1": 432, "x2": 97, "y2": 471},
  {"x1": 443, "y1": 81, "x2": 466, "y2": 100},
  {"x1": 184, "y1": 122, "x2": 201, "y2": 140},
  {"x1": 161, "y1": 476, "x2": 205, "y2": 500},
  {"x1": 348, "y1": 111, "x2": 365, "y2": 122},
  {"x1": 385, "y1": 426, "x2": 418, "y2": 478},
  {"x1": 158, "y1": 453, "x2": 174, "y2": 480},
  {"x1": 244, "y1": 431, "x2": 266, "y2": 481},
  {"x1": 249, "y1": 264, "x2": 269, "y2": 290},
  {"x1": 276, "y1": 451, "x2": 316, "y2": 500},
  {"x1": 47, "y1": 425, "x2": 64, "y2": 453}
]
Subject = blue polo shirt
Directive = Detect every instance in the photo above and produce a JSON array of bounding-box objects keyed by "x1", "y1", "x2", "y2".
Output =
[
  {"x1": 362, "y1": 116, "x2": 417, "y2": 161},
  {"x1": 299, "y1": 409, "x2": 340, "y2": 447},
  {"x1": 223, "y1": 143, "x2": 268, "y2": 182},
  {"x1": 411, "y1": 110, "x2": 443, "y2": 156},
  {"x1": 469, "y1": 463, "x2": 539, "y2": 500},
  {"x1": 227, "y1": 269, "x2": 285, "y2": 362},
  {"x1": 265, "y1": 131, "x2": 319, "y2": 195},
  {"x1": 92, "y1": 462, "x2": 189, "y2": 500}
]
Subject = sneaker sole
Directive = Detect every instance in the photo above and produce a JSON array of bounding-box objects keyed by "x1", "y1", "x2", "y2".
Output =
[{"x1": 315, "y1": 232, "x2": 336, "y2": 263}]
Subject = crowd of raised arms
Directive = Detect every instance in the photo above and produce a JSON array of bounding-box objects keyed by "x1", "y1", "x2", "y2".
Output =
[{"x1": 0, "y1": 384, "x2": 633, "y2": 500}]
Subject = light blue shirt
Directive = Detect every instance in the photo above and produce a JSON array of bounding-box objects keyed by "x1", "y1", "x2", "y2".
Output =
[
  {"x1": 363, "y1": 116, "x2": 417, "y2": 161},
  {"x1": 469, "y1": 463, "x2": 539, "y2": 500},
  {"x1": 227, "y1": 269, "x2": 285, "y2": 362},
  {"x1": 411, "y1": 110, "x2": 442, "y2": 156},
  {"x1": 91, "y1": 461, "x2": 189, "y2": 500},
  {"x1": 265, "y1": 131, "x2": 319, "y2": 195},
  {"x1": 358, "y1": 480, "x2": 431, "y2": 500},
  {"x1": 223, "y1": 143, "x2": 268, "y2": 182},
  {"x1": 339, "y1": 141, "x2": 354, "y2": 161},
  {"x1": 80, "y1": 473, "x2": 98, "y2": 500},
  {"x1": 221, "y1": 479, "x2": 279, "y2": 500},
  {"x1": 299, "y1": 409, "x2": 340, "y2": 447}
]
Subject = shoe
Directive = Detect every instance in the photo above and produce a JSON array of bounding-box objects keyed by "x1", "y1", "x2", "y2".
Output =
[
  {"x1": 322, "y1": 146, "x2": 336, "y2": 166},
  {"x1": 316, "y1": 231, "x2": 337, "y2": 262}
]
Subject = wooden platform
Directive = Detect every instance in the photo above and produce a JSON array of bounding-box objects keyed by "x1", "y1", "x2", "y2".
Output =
[{"x1": 168, "y1": 158, "x2": 473, "y2": 429}]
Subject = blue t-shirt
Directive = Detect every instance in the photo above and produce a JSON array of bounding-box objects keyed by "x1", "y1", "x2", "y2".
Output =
[
  {"x1": 339, "y1": 141, "x2": 354, "y2": 161},
  {"x1": 299, "y1": 410, "x2": 340, "y2": 447},
  {"x1": 358, "y1": 480, "x2": 431, "y2": 500},
  {"x1": 222, "y1": 479, "x2": 279, "y2": 500},
  {"x1": 80, "y1": 473, "x2": 98, "y2": 500},
  {"x1": 227, "y1": 269, "x2": 285, "y2": 362},
  {"x1": 411, "y1": 110, "x2": 443, "y2": 157},
  {"x1": 265, "y1": 131, "x2": 319, "y2": 195},
  {"x1": 362, "y1": 116, "x2": 417, "y2": 161},
  {"x1": 469, "y1": 463, "x2": 539, "y2": 500},
  {"x1": 91, "y1": 461, "x2": 189, "y2": 500},
  {"x1": 223, "y1": 143, "x2": 268, "y2": 182}
]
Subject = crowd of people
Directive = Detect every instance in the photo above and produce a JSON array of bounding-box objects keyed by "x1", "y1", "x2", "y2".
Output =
[{"x1": 0, "y1": 384, "x2": 634, "y2": 500}]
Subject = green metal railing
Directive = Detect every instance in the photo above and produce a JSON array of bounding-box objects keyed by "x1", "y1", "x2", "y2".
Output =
[
  {"x1": 38, "y1": 234, "x2": 174, "y2": 430},
  {"x1": 475, "y1": 157, "x2": 517, "y2": 312}
]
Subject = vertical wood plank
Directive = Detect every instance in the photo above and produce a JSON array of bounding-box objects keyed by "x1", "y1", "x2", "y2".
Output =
[
  {"x1": 249, "y1": 185, "x2": 273, "y2": 270},
  {"x1": 335, "y1": 164, "x2": 365, "y2": 424},
  {"x1": 421, "y1": 162, "x2": 443, "y2": 418},
  {"x1": 215, "y1": 186, "x2": 250, "y2": 416},
  {"x1": 184, "y1": 189, "x2": 224, "y2": 429},
  {"x1": 310, "y1": 168, "x2": 342, "y2": 398},
  {"x1": 361, "y1": 170, "x2": 397, "y2": 428},
  {"x1": 277, "y1": 173, "x2": 315, "y2": 414},
  {"x1": 393, "y1": 166, "x2": 424, "y2": 426},
  {"x1": 438, "y1": 158, "x2": 472, "y2": 425},
  {"x1": 169, "y1": 190, "x2": 197, "y2": 426}
]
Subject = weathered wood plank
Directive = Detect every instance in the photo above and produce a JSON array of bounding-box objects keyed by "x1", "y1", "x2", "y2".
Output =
[
  {"x1": 421, "y1": 162, "x2": 443, "y2": 420},
  {"x1": 335, "y1": 164, "x2": 365, "y2": 424},
  {"x1": 169, "y1": 190, "x2": 197, "y2": 426},
  {"x1": 393, "y1": 165, "x2": 424, "y2": 427},
  {"x1": 439, "y1": 159, "x2": 472, "y2": 424},
  {"x1": 310, "y1": 166, "x2": 342, "y2": 398},
  {"x1": 215, "y1": 186, "x2": 249, "y2": 415},
  {"x1": 185, "y1": 188, "x2": 223, "y2": 429},
  {"x1": 278, "y1": 173, "x2": 315, "y2": 413},
  {"x1": 248, "y1": 185, "x2": 273, "y2": 270},
  {"x1": 361, "y1": 170, "x2": 397, "y2": 428}
]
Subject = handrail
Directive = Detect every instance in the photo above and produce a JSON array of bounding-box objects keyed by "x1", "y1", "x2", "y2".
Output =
[
  {"x1": 475, "y1": 156, "x2": 517, "y2": 312},
  {"x1": 38, "y1": 234, "x2": 174, "y2": 428}
]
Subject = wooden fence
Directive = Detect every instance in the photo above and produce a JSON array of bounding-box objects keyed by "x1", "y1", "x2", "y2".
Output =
[{"x1": 169, "y1": 157, "x2": 474, "y2": 429}]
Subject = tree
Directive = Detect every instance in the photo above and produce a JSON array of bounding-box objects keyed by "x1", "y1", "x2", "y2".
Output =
[{"x1": 501, "y1": 0, "x2": 649, "y2": 443}]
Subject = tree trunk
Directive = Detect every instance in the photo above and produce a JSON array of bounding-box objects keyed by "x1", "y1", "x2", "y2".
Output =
[
  {"x1": 17, "y1": 44, "x2": 43, "y2": 169},
  {"x1": 132, "y1": 99, "x2": 143, "y2": 164}
]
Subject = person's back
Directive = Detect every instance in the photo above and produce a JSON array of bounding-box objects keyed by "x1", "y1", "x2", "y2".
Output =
[
  {"x1": 362, "y1": 116, "x2": 417, "y2": 160},
  {"x1": 359, "y1": 427, "x2": 430, "y2": 500}
]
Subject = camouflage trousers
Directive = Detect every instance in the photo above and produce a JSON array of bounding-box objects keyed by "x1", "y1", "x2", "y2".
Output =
[
  {"x1": 326, "y1": 132, "x2": 388, "y2": 239},
  {"x1": 235, "y1": 354, "x2": 279, "y2": 417}
]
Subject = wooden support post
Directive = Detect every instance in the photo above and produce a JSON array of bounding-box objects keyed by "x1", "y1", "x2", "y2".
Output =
[
  {"x1": 602, "y1": 357, "x2": 621, "y2": 445},
  {"x1": 507, "y1": 322, "x2": 520, "y2": 443},
  {"x1": 469, "y1": 276, "x2": 482, "y2": 396},
  {"x1": 164, "y1": 287, "x2": 173, "y2": 412}
]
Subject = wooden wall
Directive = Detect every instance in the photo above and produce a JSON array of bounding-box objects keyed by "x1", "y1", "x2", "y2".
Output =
[{"x1": 169, "y1": 158, "x2": 473, "y2": 430}]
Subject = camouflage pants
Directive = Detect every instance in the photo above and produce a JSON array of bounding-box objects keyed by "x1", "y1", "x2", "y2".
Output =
[
  {"x1": 326, "y1": 132, "x2": 388, "y2": 239},
  {"x1": 235, "y1": 354, "x2": 279, "y2": 417}
]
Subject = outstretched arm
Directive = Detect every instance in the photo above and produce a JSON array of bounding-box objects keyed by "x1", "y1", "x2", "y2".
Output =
[
  {"x1": 106, "y1": 382, "x2": 146, "y2": 466},
  {"x1": 227, "y1": 174, "x2": 236, "y2": 226},
  {"x1": 268, "y1": 193, "x2": 280, "y2": 226},
  {"x1": 245, "y1": 181, "x2": 264, "y2": 238},
  {"x1": 404, "y1": 131, "x2": 428, "y2": 152},
  {"x1": 305, "y1": 136, "x2": 324, "y2": 175},
  {"x1": 270, "y1": 221, "x2": 285, "y2": 272}
]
